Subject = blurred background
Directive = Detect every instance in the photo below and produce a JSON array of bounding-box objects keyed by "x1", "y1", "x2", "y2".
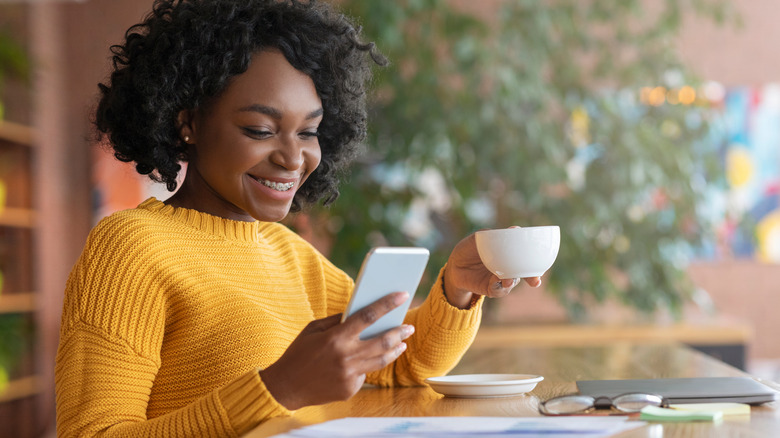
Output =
[{"x1": 1, "y1": 0, "x2": 779, "y2": 436}]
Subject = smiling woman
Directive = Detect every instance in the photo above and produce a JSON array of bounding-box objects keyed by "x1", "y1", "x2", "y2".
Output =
[
  {"x1": 168, "y1": 50, "x2": 324, "y2": 223},
  {"x1": 54, "y1": 1, "x2": 540, "y2": 437},
  {"x1": 93, "y1": 0, "x2": 379, "y2": 209}
]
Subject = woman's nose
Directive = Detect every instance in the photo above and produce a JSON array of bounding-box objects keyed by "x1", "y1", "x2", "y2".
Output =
[{"x1": 271, "y1": 135, "x2": 306, "y2": 170}]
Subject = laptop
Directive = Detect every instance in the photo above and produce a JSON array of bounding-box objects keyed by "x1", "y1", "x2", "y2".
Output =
[{"x1": 577, "y1": 377, "x2": 780, "y2": 405}]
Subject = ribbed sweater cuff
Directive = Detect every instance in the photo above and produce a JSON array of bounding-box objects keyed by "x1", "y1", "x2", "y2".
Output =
[
  {"x1": 428, "y1": 266, "x2": 483, "y2": 330},
  {"x1": 218, "y1": 369, "x2": 291, "y2": 435}
]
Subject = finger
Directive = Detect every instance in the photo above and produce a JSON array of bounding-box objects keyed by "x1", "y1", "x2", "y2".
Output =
[
  {"x1": 500, "y1": 278, "x2": 519, "y2": 289},
  {"x1": 362, "y1": 341, "x2": 408, "y2": 371},
  {"x1": 359, "y1": 324, "x2": 415, "y2": 358},
  {"x1": 524, "y1": 277, "x2": 542, "y2": 288},
  {"x1": 342, "y1": 291, "x2": 409, "y2": 336}
]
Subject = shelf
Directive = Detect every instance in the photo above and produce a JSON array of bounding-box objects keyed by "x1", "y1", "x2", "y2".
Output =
[
  {"x1": 0, "y1": 376, "x2": 40, "y2": 403},
  {"x1": 0, "y1": 121, "x2": 33, "y2": 146},
  {"x1": 0, "y1": 293, "x2": 35, "y2": 314},
  {"x1": 0, "y1": 208, "x2": 36, "y2": 228}
]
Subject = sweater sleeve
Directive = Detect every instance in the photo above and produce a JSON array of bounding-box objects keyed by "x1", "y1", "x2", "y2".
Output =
[
  {"x1": 56, "y1": 322, "x2": 289, "y2": 437},
  {"x1": 366, "y1": 265, "x2": 483, "y2": 387},
  {"x1": 55, "y1": 217, "x2": 291, "y2": 438}
]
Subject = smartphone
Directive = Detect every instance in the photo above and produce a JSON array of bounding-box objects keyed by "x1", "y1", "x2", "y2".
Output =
[{"x1": 341, "y1": 247, "x2": 430, "y2": 340}]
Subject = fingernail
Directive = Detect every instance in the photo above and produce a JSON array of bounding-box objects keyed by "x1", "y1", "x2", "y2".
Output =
[
  {"x1": 394, "y1": 292, "x2": 410, "y2": 305},
  {"x1": 402, "y1": 324, "x2": 415, "y2": 337},
  {"x1": 397, "y1": 342, "x2": 407, "y2": 354},
  {"x1": 512, "y1": 278, "x2": 519, "y2": 287}
]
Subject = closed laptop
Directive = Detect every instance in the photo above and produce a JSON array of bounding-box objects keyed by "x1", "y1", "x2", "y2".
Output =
[{"x1": 577, "y1": 377, "x2": 780, "y2": 405}]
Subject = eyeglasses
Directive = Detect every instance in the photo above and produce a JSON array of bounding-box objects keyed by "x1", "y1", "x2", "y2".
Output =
[{"x1": 539, "y1": 393, "x2": 668, "y2": 416}]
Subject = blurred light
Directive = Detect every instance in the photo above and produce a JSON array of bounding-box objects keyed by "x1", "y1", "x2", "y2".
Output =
[
  {"x1": 678, "y1": 86, "x2": 696, "y2": 105},
  {"x1": 402, "y1": 198, "x2": 433, "y2": 240},
  {"x1": 663, "y1": 69, "x2": 684, "y2": 88},
  {"x1": 648, "y1": 86, "x2": 666, "y2": 106},
  {"x1": 761, "y1": 83, "x2": 780, "y2": 110},
  {"x1": 640, "y1": 84, "x2": 717, "y2": 106},
  {"x1": 465, "y1": 197, "x2": 495, "y2": 225},
  {"x1": 417, "y1": 168, "x2": 451, "y2": 213},
  {"x1": 702, "y1": 81, "x2": 726, "y2": 103}
]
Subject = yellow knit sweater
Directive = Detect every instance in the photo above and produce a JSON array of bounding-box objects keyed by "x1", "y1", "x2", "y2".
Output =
[{"x1": 55, "y1": 198, "x2": 482, "y2": 437}]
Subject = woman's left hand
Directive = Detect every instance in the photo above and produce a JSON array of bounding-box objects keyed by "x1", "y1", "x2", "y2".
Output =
[{"x1": 442, "y1": 232, "x2": 541, "y2": 309}]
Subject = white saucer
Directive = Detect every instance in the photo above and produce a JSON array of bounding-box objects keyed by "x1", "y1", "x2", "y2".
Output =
[{"x1": 425, "y1": 374, "x2": 544, "y2": 398}]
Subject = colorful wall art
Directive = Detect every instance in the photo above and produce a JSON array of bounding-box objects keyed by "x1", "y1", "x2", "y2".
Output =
[{"x1": 715, "y1": 84, "x2": 780, "y2": 262}]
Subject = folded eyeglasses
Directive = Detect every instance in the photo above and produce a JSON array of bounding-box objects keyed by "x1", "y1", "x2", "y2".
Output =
[{"x1": 539, "y1": 393, "x2": 668, "y2": 416}]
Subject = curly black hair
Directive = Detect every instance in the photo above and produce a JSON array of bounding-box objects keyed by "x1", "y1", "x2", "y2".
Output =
[{"x1": 95, "y1": 0, "x2": 386, "y2": 211}]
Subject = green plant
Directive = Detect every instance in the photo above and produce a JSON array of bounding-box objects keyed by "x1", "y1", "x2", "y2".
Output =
[{"x1": 308, "y1": 0, "x2": 736, "y2": 320}]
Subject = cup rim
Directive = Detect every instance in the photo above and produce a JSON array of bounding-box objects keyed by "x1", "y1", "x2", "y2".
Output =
[{"x1": 476, "y1": 225, "x2": 559, "y2": 235}]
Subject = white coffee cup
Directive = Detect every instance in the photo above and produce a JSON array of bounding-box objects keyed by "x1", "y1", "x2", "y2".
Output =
[{"x1": 475, "y1": 226, "x2": 560, "y2": 279}]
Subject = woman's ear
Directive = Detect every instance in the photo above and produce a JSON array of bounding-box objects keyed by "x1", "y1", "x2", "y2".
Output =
[{"x1": 177, "y1": 110, "x2": 195, "y2": 144}]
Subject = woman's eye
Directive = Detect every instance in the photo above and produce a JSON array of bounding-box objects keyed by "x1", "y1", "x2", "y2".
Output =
[
  {"x1": 299, "y1": 131, "x2": 319, "y2": 139},
  {"x1": 242, "y1": 128, "x2": 272, "y2": 138}
]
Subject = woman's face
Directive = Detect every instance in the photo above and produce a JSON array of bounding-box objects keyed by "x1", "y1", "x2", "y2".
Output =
[{"x1": 176, "y1": 49, "x2": 323, "y2": 222}]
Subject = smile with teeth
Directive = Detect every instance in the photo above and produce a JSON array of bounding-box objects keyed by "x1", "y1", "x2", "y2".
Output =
[{"x1": 254, "y1": 176, "x2": 295, "y2": 192}]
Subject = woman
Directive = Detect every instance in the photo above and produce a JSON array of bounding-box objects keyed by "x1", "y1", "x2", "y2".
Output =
[{"x1": 55, "y1": 0, "x2": 540, "y2": 436}]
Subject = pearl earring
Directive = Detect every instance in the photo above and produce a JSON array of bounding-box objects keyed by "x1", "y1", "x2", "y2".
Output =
[{"x1": 183, "y1": 135, "x2": 190, "y2": 143}]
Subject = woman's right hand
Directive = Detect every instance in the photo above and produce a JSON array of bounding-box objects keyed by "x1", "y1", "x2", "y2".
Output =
[{"x1": 259, "y1": 291, "x2": 415, "y2": 410}]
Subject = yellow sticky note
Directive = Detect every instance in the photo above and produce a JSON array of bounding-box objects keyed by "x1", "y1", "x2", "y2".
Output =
[
  {"x1": 640, "y1": 405, "x2": 722, "y2": 422},
  {"x1": 670, "y1": 403, "x2": 750, "y2": 416}
]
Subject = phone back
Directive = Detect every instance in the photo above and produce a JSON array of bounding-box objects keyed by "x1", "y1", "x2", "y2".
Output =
[{"x1": 344, "y1": 247, "x2": 430, "y2": 340}]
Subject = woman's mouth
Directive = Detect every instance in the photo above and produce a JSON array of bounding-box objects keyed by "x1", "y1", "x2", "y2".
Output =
[{"x1": 252, "y1": 176, "x2": 295, "y2": 192}]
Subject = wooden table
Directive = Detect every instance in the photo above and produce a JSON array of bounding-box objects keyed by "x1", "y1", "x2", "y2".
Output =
[
  {"x1": 245, "y1": 343, "x2": 780, "y2": 437},
  {"x1": 472, "y1": 322, "x2": 752, "y2": 370}
]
